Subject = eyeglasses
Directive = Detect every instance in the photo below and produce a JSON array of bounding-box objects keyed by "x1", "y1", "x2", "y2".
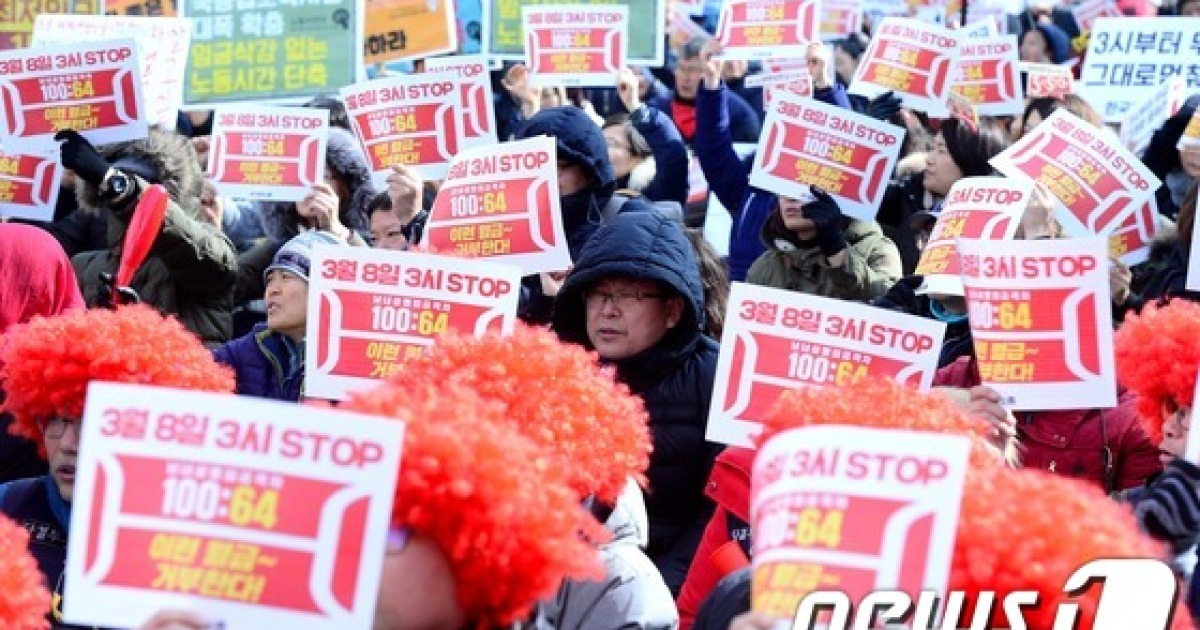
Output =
[
  {"x1": 38, "y1": 417, "x2": 81, "y2": 440},
  {"x1": 583, "y1": 288, "x2": 664, "y2": 310}
]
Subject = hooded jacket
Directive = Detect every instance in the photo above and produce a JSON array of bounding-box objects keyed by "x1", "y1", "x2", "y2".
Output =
[
  {"x1": 71, "y1": 128, "x2": 238, "y2": 347},
  {"x1": 212, "y1": 323, "x2": 305, "y2": 402},
  {"x1": 746, "y1": 213, "x2": 902, "y2": 302},
  {"x1": 552, "y1": 212, "x2": 722, "y2": 594}
]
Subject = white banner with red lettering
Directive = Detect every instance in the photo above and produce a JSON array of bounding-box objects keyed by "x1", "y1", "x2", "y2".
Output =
[
  {"x1": 1120, "y1": 77, "x2": 1187, "y2": 156},
  {"x1": 207, "y1": 106, "x2": 329, "y2": 202},
  {"x1": 951, "y1": 35, "x2": 1022, "y2": 116},
  {"x1": 523, "y1": 6, "x2": 629, "y2": 87},
  {"x1": 957, "y1": 236, "x2": 1117, "y2": 410},
  {"x1": 849, "y1": 18, "x2": 960, "y2": 117},
  {"x1": 0, "y1": 150, "x2": 61, "y2": 222},
  {"x1": 424, "y1": 55, "x2": 499, "y2": 151},
  {"x1": 716, "y1": 0, "x2": 821, "y2": 60},
  {"x1": 707, "y1": 283, "x2": 946, "y2": 448}
]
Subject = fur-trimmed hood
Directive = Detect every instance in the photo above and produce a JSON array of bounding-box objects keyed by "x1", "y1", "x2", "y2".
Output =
[{"x1": 259, "y1": 126, "x2": 377, "y2": 241}]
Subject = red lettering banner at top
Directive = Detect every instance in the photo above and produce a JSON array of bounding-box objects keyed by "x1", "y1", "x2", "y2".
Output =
[
  {"x1": 957, "y1": 236, "x2": 1117, "y2": 410},
  {"x1": 989, "y1": 108, "x2": 1160, "y2": 238},
  {"x1": 750, "y1": 91, "x2": 906, "y2": 221},
  {"x1": 523, "y1": 6, "x2": 628, "y2": 87},
  {"x1": 849, "y1": 18, "x2": 960, "y2": 117},
  {"x1": 0, "y1": 38, "x2": 146, "y2": 152},
  {"x1": 207, "y1": 105, "x2": 328, "y2": 202},
  {"x1": 716, "y1": 0, "x2": 820, "y2": 60},
  {"x1": 951, "y1": 34, "x2": 1023, "y2": 116},
  {"x1": 424, "y1": 55, "x2": 499, "y2": 151},
  {"x1": 706, "y1": 283, "x2": 946, "y2": 448},
  {"x1": 341, "y1": 72, "x2": 463, "y2": 184}
]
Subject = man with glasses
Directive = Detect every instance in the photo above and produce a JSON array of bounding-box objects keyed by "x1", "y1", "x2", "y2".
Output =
[{"x1": 553, "y1": 211, "x2": 722, "y2": 595}]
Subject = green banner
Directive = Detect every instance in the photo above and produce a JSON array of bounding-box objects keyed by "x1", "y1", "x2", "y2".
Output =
[
  {"x1": 487, "y1": 0, "x2": 664, "y2": 65},
  {"x1": 182, "y1": 0, "x2": 361, "y2": 105},
  {"x1": 0, "y1": 0, "x2": 100, "y2": 50}
]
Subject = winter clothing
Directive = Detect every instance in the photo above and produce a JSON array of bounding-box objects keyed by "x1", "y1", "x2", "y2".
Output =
[
  {"x1": 1008, "y1": 8, "x2": 1081, "y2": 43},
  {"x1": 693, "y1": 82, "x2": 853, "y2": 281},
  {"x1": 876, "y1": 173, "x2": 938, "y2": 274},
  {"x1": 934, "y1": 356, "x2": 1161, "y2": 491},
  {"x1": 213, "y1": 323, "x2": 306, "y2": 402},
  {"x1": 531, "y1": 480, "x2": 679, "y2": 630},
  {"x1": 70, "y1": 128, "x2": 238, "y2": 347},
  {"x1": 1124, "y1": 225, "x2": 1200, "y2": 314},
  {"x1": 690, "y1": 567, "x2": 752, "y2": 630},
  {"x1": 553, "y1": 212, "x2": 722, "y2": 594},
  {"x1": 1025, "y1": 22, "x2": 1074, "y2": 64},
  {"x1": 264, "y1": 230, "x2": 342, "y2": 282},
  {"x1": 1142, "y1": 95, "x2": 1200, "y2": 220},
  {"x1": 746, "y1": 210, "x2": 902, "y2": 302},
  {"x1": 648, "y1": 88, "x2": 762, "y2": 145},
  {"x1": 678, "y1": 447, "x2": 754, "y2": 630},
  {"x1": 621, "y1": 105, "x2": 691, "y2": 210},
  {"x1": 873, "y1": 277, "x2": 974, "y2": 368}
]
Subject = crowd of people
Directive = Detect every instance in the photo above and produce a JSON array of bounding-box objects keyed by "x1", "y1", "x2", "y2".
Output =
[{"x1": 1, "y1": 1, "x2": 1200, "y2": 628}]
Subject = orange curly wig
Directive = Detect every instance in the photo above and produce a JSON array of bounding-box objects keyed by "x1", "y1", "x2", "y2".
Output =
[
  {"x1": 1115, "y1": 299, "x2": 1200, "y2": 442},
  {"x1": 0, "y1": 305, "x2": 235, "y2": 450},
  {"x1": 0, "y1": 515, "x2": 51, "y2": 629},
  {"x1": 344, "y1": 380, "x2": 603, "y2": 629},
  {"x1": 389, "y1": 324, "x2": 652, "y2": 504}
]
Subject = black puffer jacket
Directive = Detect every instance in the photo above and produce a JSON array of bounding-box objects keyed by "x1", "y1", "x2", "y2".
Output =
[
  {"x1": 876, "y1": 173, "x2": 934, "y2": 275},
  {"x1": 553, "y1": 211, "x2": 721, "y2": 595}
]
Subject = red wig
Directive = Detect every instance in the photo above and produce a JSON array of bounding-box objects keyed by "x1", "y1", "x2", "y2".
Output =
[
  {"x1": 0, "y1": 305, "x2": 235, "y2": 450},
  {"x1": 390, "y1": 324, "x2": 652, "y2": 504},
  {"x1": 344, "y1": 380, "x2": 603, "y2": 629},
  {"x1": 1115, "y1": 299, "x2": 1200, "y2": 442},
  {"x1": 0, "y1": 515, "x2": 51, "y2": 629}
]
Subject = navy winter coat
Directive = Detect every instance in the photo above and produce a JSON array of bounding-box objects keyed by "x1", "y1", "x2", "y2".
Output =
[{"x1": 213, "y1": 324, "x2": 304, "y2": 402}]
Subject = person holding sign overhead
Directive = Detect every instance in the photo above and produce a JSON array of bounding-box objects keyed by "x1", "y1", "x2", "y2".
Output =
[{"x1": 0, "y1": 305, "x2": 235, "y2": 629}]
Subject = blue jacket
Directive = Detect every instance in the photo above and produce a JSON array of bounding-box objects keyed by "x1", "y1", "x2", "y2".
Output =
[
  {"x1": 553, "y1": 212, "x2": 722, "y2": 594},
  {"x1": 213, "y1": 323, "x2": 304, "y2": 402},
  {"x1": 648, "y1": 87, "x2": 763, "y2": 145},
  {"x1": 693, "y1": 82, "x2": 852, "y2": 281},
  {"x1": 627, "y1": 106, "x2": 691, "y2": 209}
]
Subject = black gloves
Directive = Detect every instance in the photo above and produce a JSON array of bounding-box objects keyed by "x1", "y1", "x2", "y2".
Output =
[
  {"x1": 96, "y1": 272, "x2": 141, "y2": 310},
  {"x1": 55, "y1": 129, "x2": 111, "y2": 187},
  {"x1": 801, "y1": 188, "x2": 847, "y2": 258},
  {"x1": 865, "y1": 91, "x2": 902, "y2": 121},
  {"x1": 873, "y1": 275, "x2": 925, "y2": 314}
]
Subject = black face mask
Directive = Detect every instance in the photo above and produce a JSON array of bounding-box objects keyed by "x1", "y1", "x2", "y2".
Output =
[{"x1": 561, "y1": 189, "x2": 601, "y2": 236}]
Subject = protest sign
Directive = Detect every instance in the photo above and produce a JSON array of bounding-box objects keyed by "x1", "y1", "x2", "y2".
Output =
[
  {"x1": 677, "y1": 0, "x2": 706, "y2": 15},
  {"x1": 0, "y1": 0, "x2": 100, "y2": 50},
  {"x1": 64, "y1": 382, "x2": 403, "y2": 630},
  {"x1": 424, "y1": 135, "x2": 570, "y2": 274},
  {"x1": 947, "y1": 91, "x2": 978, "y2": 130},
  {"x1": 1109, "y1": 198, "x2": 1158, "y2": 267},
  {"x1": 364, "y1": 0, "x2": 457, "y2": 65},
  {"x1": 456, "y1": 0, "x2": 484, "y2": 54},
  {"x1": 961, "y1": 18, "x2": 999, "y2": 39},
  {"x1": 1072, "y1": 0, "x2": 1121, "y2": 34},
  {"x1": 715, "y1": 0, "x2": 820, "y2": 60},
  {"x1": 0, "y1": 150, "x2": 62, "y2": 222},
  {"x1": 746, "y1": 70, "x2": 813, "y2": 111},
  {"x1": 0, "y1": 39, "x2": 146, "y2": 152},
  {"x1": 487, "y1": 0, "x2": 665, "y2": 65},
  {"x1": 669, "y1": 4, "x2": 712, "y2": 50},
  {"x1": 522, "y1": 6, "x2": 628, "y2": 87},
  {"x1": 105, "y1": 0, "x2": 175, "y2": 15},
  {"x1": 764, "y1": 58, "x2": 809, "y2": 75},
  {"x1": 207, "y1": 106, "x2": 328, "y2": 202},
  {"x1": 1022, "y1": 62, "x2": 1074, "y2": 99},
  {"x1": 341, "y1": 72, "x2": 462, "y2": 183},
  {"x1": 1080, "y1": 17, "x2": 1200, "y2": 122},
  {"x1": 958, "y1": 236, "x2": 1117, "y2": 410},
  {"x1": 750, "y1": 91, "x2": 905, "y2": 221},
  {"x1": 33, "y1": 14, "x2": 190, "y2": 128},
  {"x1": 1120, "y1": 77, "x2": 1187, "y2": 156},
  {"x1": 849, "y1": 18, "x2": 960, "y2": 117},
  {"x1": 181, "y1": 0, "x2": 362, "y2": 105},
  {"x1": 750, "y1": 425, "x2": 968, "y2": 620},
  {"x1": 306, "y1": 246, "x2": 522, "y2": 401},
  {"x1": 914, "y1": 177, "x2": 1029, "y2": 296},
  {"x1": 951, "y1": 34, "x2": 1022, "y2": 116},
  {"x1": 706, "y1": 283, "x2": 946, "y2": 448},
  {"x1": 425, "y1": 55, "x2": 498, "y2": 150},
  {"x1": 990, "y1": 109, "x2": 1160, "y2": 239},
  {"x1": 821, "y1": 0, "x2": 863, "y2": 40}
]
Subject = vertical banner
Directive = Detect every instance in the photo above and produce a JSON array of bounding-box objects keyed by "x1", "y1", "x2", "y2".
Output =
[
  {"x1": 913, "y1": 177, "x2": 1030, "y2": 296},
  {"x1": 750, "y1": 91, "x2": 906, "y2": 221},
  {"x1": 951, "y1": 34, "x2": 1022, "y2": 116},
  {"x1": 1080, "y1": 17, "x2": 1200, "y2": 122},
  {"x1": 0, "y1": 39, "x2": 146, "y2": 152},
  {"x1": 486, "y1": 0, "x2": 665, "y2": 65},
  {"x1": 341, "y1": 73, "x2": 462, "y2": 184},
  {"x1": 207, "y1": 106, "x2": 329, "y2": 202},
  {"x1": 957, "y1": 236, "x2": 1117, "y2": 410},
  {"x1": 306, "y1": 246, "x2": 522, "y2": 401},
  {"x1": 105, "y1": 0, "x2": 176, "y2": 15},
  {"x1": 821, "y1": 0, "x2": 863, "y2": 40},
  {"x1": 33, "y1": 14, "x2": 191, "y2": 129},
  {"x1": 1022, "y1": 62, "x2": 1075, "y2": 99},
  {"x1": 522, "y1": 5, "x2": 628, "y2": 87},
  {"x1": 850, "y1": 17, "x2": 960, "y2": 117},
  {"x1": 425, "y1": 54, "x2": 498, "y2": 150},
  {"x1": 64, "y1": 383, "x2": 403, "y2": 630},
  {"x1": 706, "y1": 283, "x2": 946, "y2": 448},
  {"x1": 1119, "y1": 77, "x2": 1187, "y2": 156},
  {"x1": 750, "y1": 425, "x2": 969, "y2": 620},
  {"x1": 715, "y1": 0, "x2": 821, "y2": 60},
  {"x1": 182, "y1": 0, "x2": 362, "y2": 104},
  {"x1": 364, "y1": 0, "x2": 458, "y2": 65},
  {"x1": 989, "y1": 109, "x2": 1160, "y2": 238},
  {"x1": 424, "y1": 136, "x2": 570, "y2": 274},
  {"x1": 0, "y1": 0, "x2": 100, "y2": 50},
  {"x1": 0, "y1": 150, "x2": 62, "y2": 222}
]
